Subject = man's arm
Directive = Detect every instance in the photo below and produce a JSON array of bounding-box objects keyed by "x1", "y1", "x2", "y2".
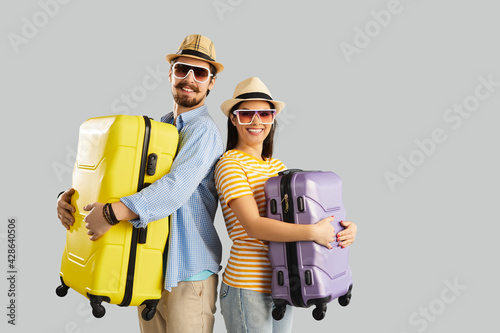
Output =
[
  {"x1": 120, "y1": 121, "x2": 222, "y2": 227},
  {"x1": 84, "y1": 120, "x2": 222, "y2": 238}
]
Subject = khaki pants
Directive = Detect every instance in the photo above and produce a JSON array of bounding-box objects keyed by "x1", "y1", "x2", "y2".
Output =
[{"x1": 137, "y1": 274, "x2": 218, "y2": 333}]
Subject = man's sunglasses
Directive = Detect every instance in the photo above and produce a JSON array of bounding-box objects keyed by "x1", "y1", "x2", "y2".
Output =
[
  {"x1": 172, "y1": 62, "x2": 213, "y2": 83},
  {"x1": 232, "y1": 109, "x2": 276, "y2": 125}
]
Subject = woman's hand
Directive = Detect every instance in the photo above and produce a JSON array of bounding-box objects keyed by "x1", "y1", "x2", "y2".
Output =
[
  {"x1": 336, "y1": 221, "x2": 357, "y2": 248},
  {"x1": 57, "y1": 188, "x2": 76, "y2": 230},
  {"x1": 311, "y1": 216, "x2": 336, "y2": 249}
]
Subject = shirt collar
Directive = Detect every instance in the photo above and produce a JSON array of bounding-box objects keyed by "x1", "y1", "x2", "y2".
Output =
[{"x1": 161, "y1": 105, "x2": 208, "y2": 130}]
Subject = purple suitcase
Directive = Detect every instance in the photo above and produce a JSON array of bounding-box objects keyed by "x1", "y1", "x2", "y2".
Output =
[{"x1": 265, "y1": 169, "x2": 353, "y2": 320}]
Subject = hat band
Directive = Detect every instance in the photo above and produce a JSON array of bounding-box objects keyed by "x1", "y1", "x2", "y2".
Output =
[
  {"x1": 235, "y1": 92, "x2": 273, "y2": 100},
  {"x1": 176, "y1": 49, "x2": 215, "y2": 62}
]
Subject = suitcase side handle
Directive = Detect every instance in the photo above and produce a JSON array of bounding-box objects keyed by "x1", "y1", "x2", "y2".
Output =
[
  {"x1": 278, "y1": 169, "x2": 303, "y2": 176},
  {"x1": 278, "y1": 169, "x2": 325, "y2": 176}
]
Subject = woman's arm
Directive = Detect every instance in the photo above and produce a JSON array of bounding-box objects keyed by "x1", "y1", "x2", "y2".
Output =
[{"x1": 229, "y1": 195, "x2": 336, "y2": 249}]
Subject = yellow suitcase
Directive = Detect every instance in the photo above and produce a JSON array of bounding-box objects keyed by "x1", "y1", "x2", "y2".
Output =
[{"x1": 56, "y1": 115, "x2": 178, "y2": 320}]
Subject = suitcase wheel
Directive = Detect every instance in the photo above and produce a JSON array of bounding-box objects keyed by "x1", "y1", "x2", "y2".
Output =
[
  {"x1": 141, "y1": 306, "x2": 157, "y2": 321},
  {"x1": 56, "y1": 278, "x2": 69, "y2": 297},
  {"x1": 272, "y1": 305, "x2": 286, "y2": 321},
  {"x1": 312, "y1": 305, "x2": 327, "y2": 321},
  {"x1": 338, "y1": 284, "x2": 353, "y2": 307},
  {"x1": 55, "y1": 284, "x2": 69, "y2": 297},
  {"x1": 90, "y1": 302, "x2": 106, "y2": 318}
]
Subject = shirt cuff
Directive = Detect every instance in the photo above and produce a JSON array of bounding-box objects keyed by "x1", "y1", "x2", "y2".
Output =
[{"x1": 120, "y1": 195, "x2": 147, "y2": 228}]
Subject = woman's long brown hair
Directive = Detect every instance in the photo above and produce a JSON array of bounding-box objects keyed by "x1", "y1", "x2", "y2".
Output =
[{"x1": 226, "y1": 101, "x2": 277, "y2": 159}]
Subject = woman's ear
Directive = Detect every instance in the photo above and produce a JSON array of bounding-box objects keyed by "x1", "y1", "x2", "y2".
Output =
[{"x1": 230, "y1": 114, "x2": 237, "y2": 127}]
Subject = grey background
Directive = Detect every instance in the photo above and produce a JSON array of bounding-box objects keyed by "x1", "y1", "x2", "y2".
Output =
[{"x1": 1, "y1": 0, "x2": 499, "y2": 332}]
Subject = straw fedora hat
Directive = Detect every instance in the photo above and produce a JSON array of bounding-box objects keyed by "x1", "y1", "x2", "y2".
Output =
[
  {"x1": 165, "y1": 34, "x2": 224, "y2": 74},
  {"x1": 220, "y1": 77, "x2": 285, "y2": 117}
]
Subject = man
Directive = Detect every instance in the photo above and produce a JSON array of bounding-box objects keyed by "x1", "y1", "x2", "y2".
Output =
[{"x1": 56, "y1": 34, "x2": 224, "y2": 333}]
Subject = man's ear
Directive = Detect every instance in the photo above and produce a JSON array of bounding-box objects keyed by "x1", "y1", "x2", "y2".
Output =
[{"x1": 208, "y1": 75, "x2": 216, "y2": 90}]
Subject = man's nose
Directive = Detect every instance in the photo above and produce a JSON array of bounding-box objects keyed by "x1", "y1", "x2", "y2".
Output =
[{"x1": 185, "y1": 69, "x2": 196, "y2": 83}]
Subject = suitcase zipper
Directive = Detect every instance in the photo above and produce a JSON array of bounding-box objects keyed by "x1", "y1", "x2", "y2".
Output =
[
  {"x1": 281, "y1": 194, "x2": 289, "y2": 214},
  {"x1": 119, "y1": 116, "x2": 151, "y2": 307},
  {"x1": 280, "y1": 172, "x2": 306, "y2": 308}
]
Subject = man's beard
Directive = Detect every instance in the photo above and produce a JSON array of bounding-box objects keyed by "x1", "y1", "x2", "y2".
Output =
[{"x1": 173, "y1": 83, "x2": 204, "y2": 108}]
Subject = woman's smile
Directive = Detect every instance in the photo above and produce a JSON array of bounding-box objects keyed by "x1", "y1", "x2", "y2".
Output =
[{"x1": 246, "y1": 128, "x2": 265, "y2": 135}]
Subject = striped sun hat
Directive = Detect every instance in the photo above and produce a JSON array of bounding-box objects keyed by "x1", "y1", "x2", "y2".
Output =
[{"x1": 220, "y1": 77, "x2": 285, "y2": 116}]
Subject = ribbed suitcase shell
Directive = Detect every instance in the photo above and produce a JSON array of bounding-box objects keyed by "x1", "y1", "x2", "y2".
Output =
[
  {"x1": 56, "y1": 115, "x2": 178, "y2": 320},
  {"x1": 265, "y1": 170, "x2": 353, "y2": 320}
]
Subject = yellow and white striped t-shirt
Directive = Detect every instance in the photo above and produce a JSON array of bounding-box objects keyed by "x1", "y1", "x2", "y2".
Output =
[{"x1": 215, "y1": 149, "x2": 286, "y2": 293}]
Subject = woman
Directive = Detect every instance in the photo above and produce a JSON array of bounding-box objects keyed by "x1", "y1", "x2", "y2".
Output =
[{"x1": 214, "y1": 77, "x2": 358, "y2": 332}]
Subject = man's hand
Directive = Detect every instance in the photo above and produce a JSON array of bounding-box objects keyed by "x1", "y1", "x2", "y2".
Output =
[
  {"x1": 336, "y1": 221, "x2": 358, "y2": 248},
  {"x1": 57, "y1": 188, "x2": 76, "y2": 230},
  {"x1": 83, "y1": 202, "x2": 112, "y2": 241}
]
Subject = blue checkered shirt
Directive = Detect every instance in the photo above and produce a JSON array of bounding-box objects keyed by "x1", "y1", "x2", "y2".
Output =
[{"x1": 120, "y1": 105, "x2": 223, "y2": 290}]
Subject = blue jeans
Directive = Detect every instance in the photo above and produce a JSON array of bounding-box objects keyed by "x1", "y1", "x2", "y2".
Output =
[{"x1": 219, "y1": 282, "x2": 293, "y2": 333}]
